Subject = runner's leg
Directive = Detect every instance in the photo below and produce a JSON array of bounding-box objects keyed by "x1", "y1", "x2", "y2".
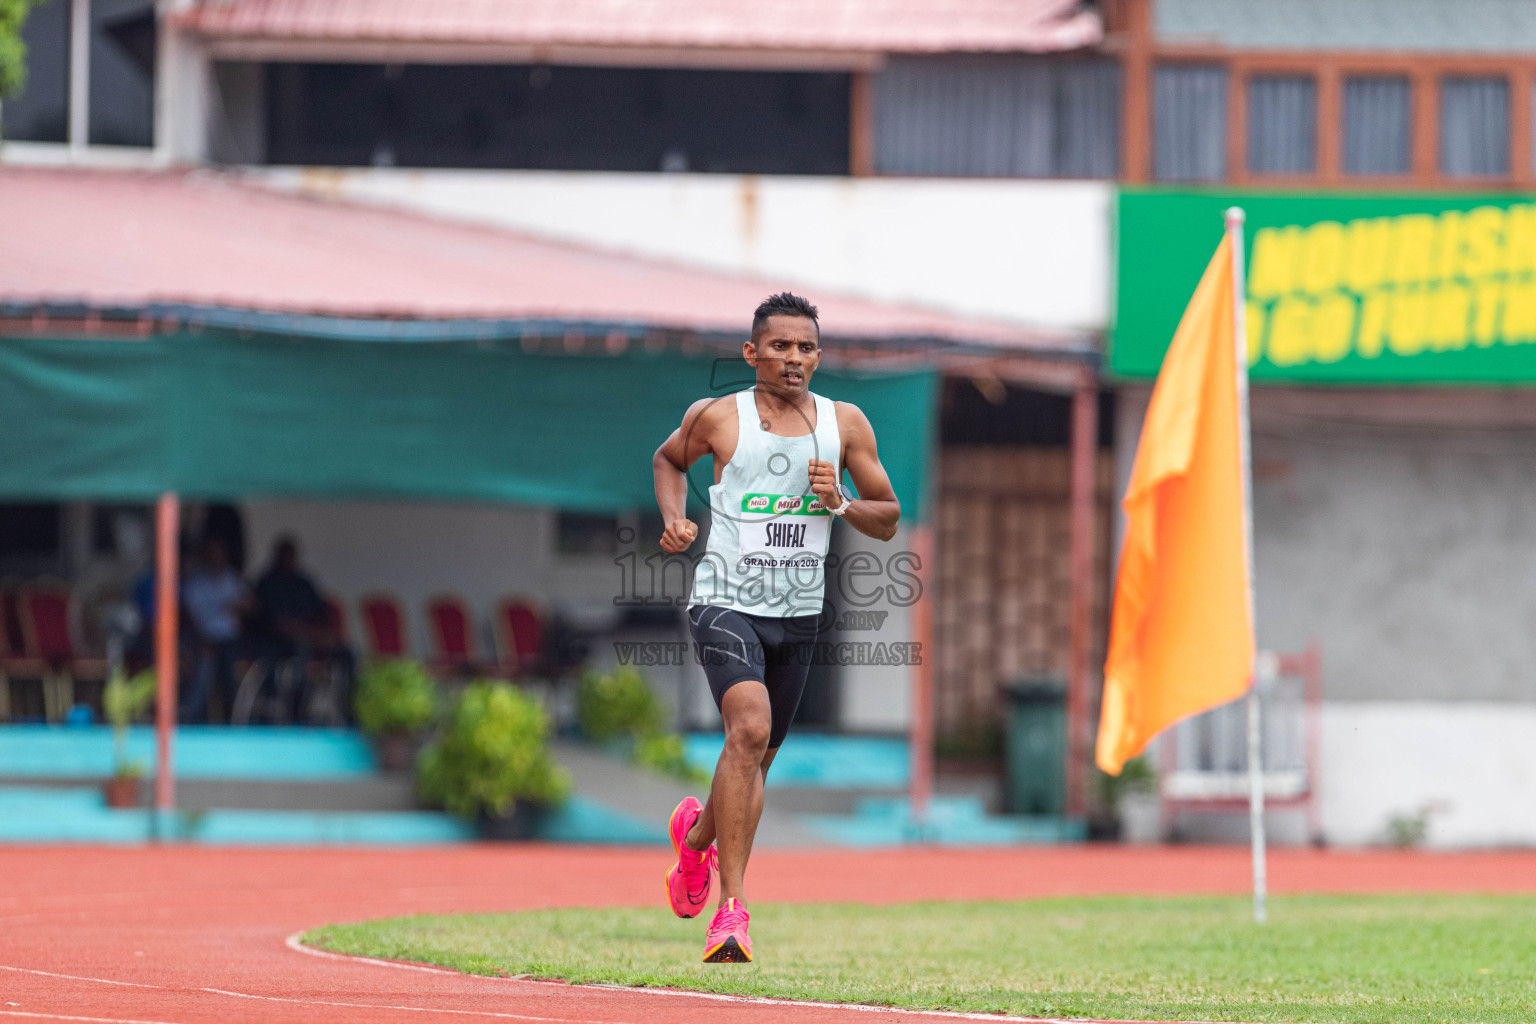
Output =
[
  {"x1": 699, "y1": 680, "x2": 771, "y2": 907},
  {"x1": 688, "y1": 743, "x2": 778, "y2": 851}
]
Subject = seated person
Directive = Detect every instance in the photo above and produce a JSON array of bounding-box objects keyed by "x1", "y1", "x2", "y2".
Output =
[
  {"x1": 249, "y1": 536, "x2": 356, "y2": 723},
  {"x1": 180, "y1": 537, "x2": 250, "y2": 723}
]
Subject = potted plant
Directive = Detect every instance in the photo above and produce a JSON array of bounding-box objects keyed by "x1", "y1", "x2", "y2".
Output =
[
  {"x1": 102, "y1": 668, "x2": 156, "y2": 808},
  {"x1": 1098, "y1": 756, "x2": 1160, "y2": 844},
  {"x1": 416, "y1": 680, "x2": 570, "y2": 839},
  {"x1": 576, "y1": 665, "x2": 663, "y2": 754},
  {"x1": 354, "y1": 659, "x2": 440, "y2": 770},
  {"x1": 577, "y1": 665, "x2": 703, "y2": 783}
]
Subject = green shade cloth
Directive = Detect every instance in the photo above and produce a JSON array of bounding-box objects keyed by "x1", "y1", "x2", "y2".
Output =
[
  {"x1": 1115, "y1": 189, "x2": 1536, "y2": 383},
  {"x1": 0, "y1": 329, "x2": 937, "y2": 518}
]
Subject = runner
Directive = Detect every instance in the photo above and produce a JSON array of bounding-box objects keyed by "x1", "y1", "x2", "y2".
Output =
[{"x1": 651, "y1": 291, "x2": 902, "y2": 962}]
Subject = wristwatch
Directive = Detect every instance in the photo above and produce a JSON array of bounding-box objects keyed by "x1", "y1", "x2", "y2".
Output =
[{"x1": 828, "y1": 483, "x2": 854, "y2": 517}]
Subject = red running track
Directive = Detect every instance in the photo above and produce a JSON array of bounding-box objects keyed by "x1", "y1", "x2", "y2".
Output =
[{"x1": 2, "y1": 844, "x2": 1535, "y2": 1024}]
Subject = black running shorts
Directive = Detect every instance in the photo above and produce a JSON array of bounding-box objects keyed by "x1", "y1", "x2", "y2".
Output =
[{"x1": 687, "y1": 604, "x2": 820, "y2": 749}]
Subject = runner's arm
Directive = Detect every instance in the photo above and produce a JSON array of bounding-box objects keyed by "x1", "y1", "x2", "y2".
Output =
[
  {"x1": 653, "y1": 398, "x2": 715, "y2": 553},
  {"x1": 823, "y1": 403, "x2": 901, "y2": 542}
]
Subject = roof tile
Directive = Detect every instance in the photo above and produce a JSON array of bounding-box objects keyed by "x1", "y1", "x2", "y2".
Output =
[{"x1": 182, "y1": 0, "x2": 1102, "y2": 54}]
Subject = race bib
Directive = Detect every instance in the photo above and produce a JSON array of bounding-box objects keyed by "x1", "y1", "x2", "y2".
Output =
[{"x1": 737, "y1": 493, "x2": 831, "y2": 570}]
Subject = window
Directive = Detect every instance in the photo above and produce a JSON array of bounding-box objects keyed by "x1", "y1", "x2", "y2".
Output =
[
  {"x1": 1154, "y1": 64, "x2": 1228, "y2": 181},
  {"x1": 872, "y1": 56, "x2": 1120, "y2": 178},
  {"x1": 0, "y1": 505, "x2": 61, "y2": 558},
  {"x1": 1441, "y1": 75, "x2": 1509, "y2": 177},
  {"x1": 556, "y1": 509, "x2": 669, "y2": 557},
  {"x1": 88, "y1": 0, "x2": 155, "y2": 147},
  {"x1": 1247, "y1": 75, "x2": 1315, "y2": 174},
  {"x1": 0, "y1": 0, "x2": 154, "y2": 148},
  {"x1": 1343, "y1": 76, "x2": 1411, "y2": 176},
  {"x1": 1, "y1": 0, "x2": 69, "y2": 142},
  {"x1": 264, "y1": 63, "x2": 851, "y2": 174},
  {"x1": 557, "y1": 512, "x2": 620, "y2": 557}
]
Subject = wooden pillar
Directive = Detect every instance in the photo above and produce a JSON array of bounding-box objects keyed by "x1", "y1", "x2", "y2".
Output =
[
  {"x1": 908, "y1": 523, "x2": 935, "y2": 822},
  {"x1": 1411, "y1": 66, "x2": 1440, "y2": 183},
  {"x1": 1065, "y1": 373, "x2": 1098, "y2": 817},
  {"x1": 1316, "y1": 61, "x2": 1342, "y2": 184},
  {"x1": 154, "y1": 493, "x2": 179, "y2": 812},
  {"x1": 850, "y1": 71, "x2": 875, "y2": 177},
  {"x1": 1510, "y1": 68, "x2": 1532, "y2": 186},
  {"x1": 1120, "y1": 0, "x2": 1155, "y2": 182}
]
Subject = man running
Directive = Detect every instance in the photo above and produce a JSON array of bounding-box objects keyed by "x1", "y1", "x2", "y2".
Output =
[{"x1": 652, "y1": 291, "x2": 902, "y2": 962}]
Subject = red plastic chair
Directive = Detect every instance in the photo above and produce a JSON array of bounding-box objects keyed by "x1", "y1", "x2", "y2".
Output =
[
  {"x1": 16, "y1": 584, "x2": 106, "y2": 722},
  {"x1": 493, "y1": 598, "x2": 545, "y2": 678},
  {"x1": 359, "y1": 594, "x2": 409, "y2": 660},
  {"x1": 426, "y1": 595, "x2": 481, "y2": 675}
]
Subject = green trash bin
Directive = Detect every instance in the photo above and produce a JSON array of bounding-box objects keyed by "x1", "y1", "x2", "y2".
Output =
[{"x1": 1003, "y1": 677, "x2": 1067, "y2": 816}]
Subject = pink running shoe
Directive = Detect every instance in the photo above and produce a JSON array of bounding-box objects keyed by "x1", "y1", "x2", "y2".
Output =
[
  {"x1": 702, "y1": 897, "x2": 752, "y2": 963},
  {"x1": 664, "y1": 797, "x2": 716, "y2": 919}
]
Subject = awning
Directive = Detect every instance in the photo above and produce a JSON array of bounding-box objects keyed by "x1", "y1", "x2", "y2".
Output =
[
  {"x1": 178, "y1": 0, "x2": 1103, "y2": 61},
  {"x1": 0, "y1": 328, "x2": 938, "y2": 516},
  {"x1": 0, "y1": 167, "x2": 1086, "y2": 356}
]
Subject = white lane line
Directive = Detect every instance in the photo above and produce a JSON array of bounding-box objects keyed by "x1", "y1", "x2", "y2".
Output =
[
  {"x1": 283, "y1": 935, "x2": 465, "y2": 976},
  {"x1": 0, "y1": 961, "x2": 594, "y2": 1024},
  {"x1": 201, "y1": 988, "x2": 589, "y2": 1022},
  {"x1": 284, "y1": 934, "x2": 1202, "y2": 1024},
  {"x1": 0, "y1": 967, "x2": 160, "y2": 990},
  {"x1": 0, "y1": 1012, "x2": 185, "y2": 1024}
]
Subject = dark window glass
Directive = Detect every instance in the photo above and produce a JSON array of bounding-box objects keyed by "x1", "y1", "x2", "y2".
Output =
[
  {"x1": 1247, "y1": 74, "x2": 1315, "y2": 174},
  {"x1": 872, "y1": 56, "x2": 1119, "y2": 178},
  {"x1": 557, "y1": 512, "x2": 619, "y2": 557},
  {"x1": 266, "y1": 64, "x2": 850, "y2": 174},
  {"x1": 2, "y1": 0, "x2": 70, "y2": 143},
  {"x1": 0, "y1": 504, "x2": 61, "y2": 557},
  {"x1": 1343, "y1": 76, "x2": 1411, "y2": 176},
  {"x1": 89, "y1": 0, "x2": 155, "y2": 146},
  {"x1": 1154, "y1": 64, "x2": 1228, "y2": 181},
  {"x1": 1441, "y1": 75, "x2": 1509, "y2": 177}
]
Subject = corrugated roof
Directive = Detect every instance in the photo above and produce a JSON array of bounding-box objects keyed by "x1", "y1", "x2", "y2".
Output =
[
  {"x1": 0, "y1": 168, "x2": 1088, "y2": 353},
  {"x1": 180, "y1": 0, "x2": 1102, "y2": 54}
]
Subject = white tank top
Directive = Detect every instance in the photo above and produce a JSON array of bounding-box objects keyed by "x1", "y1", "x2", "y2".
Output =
[{"x1": 689, "y1": 387, "x2": 842, "y2": 618}]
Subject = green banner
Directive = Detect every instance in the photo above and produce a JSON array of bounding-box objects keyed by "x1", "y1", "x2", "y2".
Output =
[
  {"x1": 1114, "y1": 189, "x2": 1536, "y2": 382},
  {"x1": 0, "y1": 330, "x2": 938, "y2": 520}
]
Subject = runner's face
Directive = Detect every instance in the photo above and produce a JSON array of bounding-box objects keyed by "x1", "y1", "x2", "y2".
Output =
[{"x1": 747, "y1": 316, "x2": 820, "y2": 397}]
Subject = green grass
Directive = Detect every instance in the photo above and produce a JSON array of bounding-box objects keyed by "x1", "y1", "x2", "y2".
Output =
[{"x1": 303, "y1": 894, "x2": 1536, "y2": 1023}]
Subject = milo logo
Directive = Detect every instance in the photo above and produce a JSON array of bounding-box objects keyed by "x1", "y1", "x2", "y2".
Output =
[{"x1": 740, "y1": 493, "x2": 827, "y2": 515}]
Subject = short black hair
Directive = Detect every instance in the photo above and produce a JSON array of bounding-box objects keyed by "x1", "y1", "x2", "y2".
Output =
[{"x1": 750, "y1": 291, "x2": 820, "y2": 345}]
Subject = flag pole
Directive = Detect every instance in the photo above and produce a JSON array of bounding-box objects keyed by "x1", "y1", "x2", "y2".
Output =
[{"x1": 1225, "y1": 207, "x2": 1266, "y2": 924}]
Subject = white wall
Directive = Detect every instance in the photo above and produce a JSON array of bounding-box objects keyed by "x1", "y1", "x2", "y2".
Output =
[
  {"x1": 1321, "y1": 702, "x2": 1536, "y2": 847},
  {"x1": 245, "y1": 167, "x2": 1113, "y2": 333}
]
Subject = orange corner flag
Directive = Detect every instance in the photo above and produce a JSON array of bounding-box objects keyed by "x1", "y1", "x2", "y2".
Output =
[{"x1": 1096, "y1": 234, "x2": 1254, "y2": 776}]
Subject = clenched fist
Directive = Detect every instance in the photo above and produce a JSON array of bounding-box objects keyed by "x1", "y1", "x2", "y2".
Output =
[
  {"x1": 808, "y1": 459, "x2": 841, "y2": 510},
  {"x1": 661, "y1": 518, "x2": 698, "y2": 553}
]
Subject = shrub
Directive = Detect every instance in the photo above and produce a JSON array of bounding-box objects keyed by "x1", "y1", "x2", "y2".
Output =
[
  {"x1": 416, "y1": 680, "x2": 570, "y2": 819},
  {"x1": 103, "y1": 667, "x2": 156, "y2": 779},
  {"x1": 354, "y1": 659, "x2": 439, "y2": 736},
  {"x1": 635, "y1": 732, "x2": 708, "y2": 785},
  {"x1": 577, "y1": 665, "x2": 705, "y2": 784},
  {"x1": 576, "y1": 665, "x2": 663, "y2": 742},
  {"x1": 1094, "y1": 755, "x2": 1157, "y2": 814}
]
